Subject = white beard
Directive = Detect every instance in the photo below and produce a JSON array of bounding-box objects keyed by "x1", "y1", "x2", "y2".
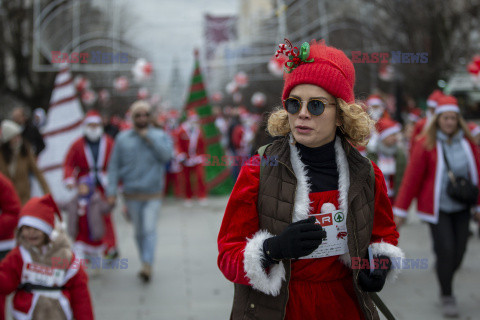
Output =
[{"x1": 84, "y1": 127, "x2": 103, "y2": 142}]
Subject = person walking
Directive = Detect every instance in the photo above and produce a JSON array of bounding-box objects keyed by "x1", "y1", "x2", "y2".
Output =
[
  {"x1": 107, "y1": 101, "x2": 173, "y2": 283},
  {"x1": 64, "y1": 110, "x2": 119, "y2": 259},
  {"x1": 10, "y1": 106, "x2": 46, "y2": 157},
  {"x1": 394, "y1": 95, "x2": 480, "y2": 318},
  {"x1": 0, "y1": 173, "x2": 21, "y2": 320},
  {"x1": 218, "y1": 39, "x2": 404, "y2": 320},
  {"x1": 0, "y1": 120, "x2": 50, "y2": 204}
]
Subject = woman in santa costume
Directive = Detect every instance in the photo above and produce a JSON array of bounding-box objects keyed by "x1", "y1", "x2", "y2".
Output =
[
  {"x1": 367, "y1": 118, "x2": 407, "y2": 204},
  {"x1": 394, "y1": 95, "x2": 480, "y2": 318},
  {"x1": 64, "y1": 110, "x2": 119, "y2": 260},
  {"x1": 217, "y1": 39, "x2": 404, "y2": 320},
  {"x1": 0, "y1": 194, "x2": 94, "y2": 320},
  {"x1": 176, "y1": 109, "x2": 208, "y2": 206},
  {"x1": 0, "y1": 173, "x2": 21, "y2": 320}
]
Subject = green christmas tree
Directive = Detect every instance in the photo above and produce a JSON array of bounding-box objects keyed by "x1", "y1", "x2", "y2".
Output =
[{"x1": 182, "y1": 50, "x2": 233, "y2": 194}]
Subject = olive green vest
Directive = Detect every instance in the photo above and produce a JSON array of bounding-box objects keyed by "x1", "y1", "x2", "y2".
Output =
[{"x1": 231, "y1": 136, "x2": 379, "y2": 320}]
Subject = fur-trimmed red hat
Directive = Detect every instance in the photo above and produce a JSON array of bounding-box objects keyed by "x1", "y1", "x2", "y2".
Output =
[
  {"x1": 366, "y1": 94, "x2": 384, "y2": 108},
  {"x1": 435, "y1": 95, "x2": 459, "y2": 115},
  {"x1": 468, "y1": 122, "x2": 480, "y2": 137},
  {"x1": 376, "y1": 118, "x2": 402, "y2": 140},
  {"x1": 17, "y1": 194, "x2": 62, "y2": 236},
  {"x1": 84, "y1": 110, "x2": 102, "y2": 125},
  {"x1": 280, "y1": 40, "x2": 355, "y2": 104},
  {"x1": 426, "y1": 90, "x2": 444, "y2": 108}
]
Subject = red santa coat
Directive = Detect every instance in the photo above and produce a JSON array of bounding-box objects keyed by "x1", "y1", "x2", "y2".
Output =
[
  {"x1": 409, "y1": 117, "x2": 427, "y2": 152},
  {"x1": 394, "y1": 137, "x2": 480, "y2": 223},
  {"x1": 218, "y1": 137, "x2": 403, "y2": 319},
  {"x1": 64, "y1": 135, "x2": 114, "y2": 191},
  {"x1": 0, "y1": 245, "x2": 93, "y2": 320},
  {"x1": 0, "y1": 173, "x2": 21, "y2": 252},
  {"x1": 176, "y1": 124, "x2": 206, "y2": 167}
]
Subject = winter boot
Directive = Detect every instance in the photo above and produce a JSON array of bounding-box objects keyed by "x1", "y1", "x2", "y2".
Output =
[
  {"x1": 440, "y1": 296, "x2": 459, "y2": 318},
  {"x1": 138, "y1": 263, "x2": 152, "y2": 283}
]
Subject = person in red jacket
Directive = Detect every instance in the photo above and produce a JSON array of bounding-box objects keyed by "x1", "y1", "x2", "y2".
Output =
[
  {"x1": 64, "y1": 110, "x2": 119, "y2": 260},
  {"x1": 176, "y1": 109, "x2": 208, "y2": 207},
  {"x1": 394, "y1": 95, "x2": 480, "y2": 317},
  {"x1": 0, "y1": 173, "x2": 21, "y2": 320},
  {"x1": 218, "y1": 39, "x2": 404, "y2": 320},
  {"x1": 0, "y1": 194, "x2": 94, "y2": 320}
]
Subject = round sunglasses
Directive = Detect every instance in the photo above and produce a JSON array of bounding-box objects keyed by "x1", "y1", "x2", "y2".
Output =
[{"x1": 283, "y1": 97, "x2": 336, "y2": 116}]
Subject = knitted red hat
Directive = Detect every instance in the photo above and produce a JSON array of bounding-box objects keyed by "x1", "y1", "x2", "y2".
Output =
[
  {"x1": 435, "y1": 95, "x2": 459, "y2": 114},
  {"x1": 84, "y1": 110, "x2": 102, "y2": 125},
  {"x1": 17, "y1": 194, "x2": 62, "y2": 236},
  {"x1": 426, "y1": 90, "x2": 444, "y2": 108},
  {"x1": 366, "y1": 94, "x2": 384, "y2": 107},
  {"x1": 281, "y1": 40, "x2": 355, "y2": 103},
  {"x1": 376, "y1": 118, "x2": 402, "y2": 140}
]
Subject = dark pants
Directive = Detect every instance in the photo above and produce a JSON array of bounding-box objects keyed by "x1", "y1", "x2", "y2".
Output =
[{"x1": 429, "y1": 209, "x2": 470, "y2": 296}]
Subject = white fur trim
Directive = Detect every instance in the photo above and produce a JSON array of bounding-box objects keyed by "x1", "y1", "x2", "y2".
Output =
[
  {"x1": 426, "y1": 100, "x2": 437, "y2": 108},
  {"x1": 379, "y1": 125, "x2": 401, "y2": 140},
  {"x1": 392, "y1": 207, "x2": 408, "y2": 217},
  {"x1": 243, "y1": 230, "x2": 286, "y2": 296},
  {"x1": 84, "y1": 115, "x2": 102, "y2": 124},
  {"x1": 18, "y1": 216, "x2": 53, "y2": 236},
  {"x1": 369, "y1": 241, "x2": 405, "y2": 282},
  {"x1": 289, "y1": 134, "x2": 312, "y2": 222},
  {"x1": 367, "y1": 98, "x2": 383, "y2": 107},
  {"x1": 432, "y1": 141, "x2": 444, "y2": 225},
  {"x1": 334, "y1": 137, "x2": 350, "y2": 213},
  {"x1": 0, "y1": 238, "x2": 15, "y2": 251},
  {"x1": 435, "y1": 105, "x2": 459, "y2": 114},
  {"x1": 339, "y1": 252, "x2": 351, "y2": 267}
]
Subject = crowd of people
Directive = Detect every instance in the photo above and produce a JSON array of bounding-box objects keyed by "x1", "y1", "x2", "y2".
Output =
[{"x1": 0, "y1": 46, "x2": 479, "y2": 319}]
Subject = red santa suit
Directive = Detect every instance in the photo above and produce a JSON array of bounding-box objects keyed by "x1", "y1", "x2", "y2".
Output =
[
  {"x1": 0, "y1": 195, "x2": 93, "y2": 320},
  {"x1": 0, "y1": 173, "x2": 21, "y2": 320},
  {"x1": 164, "y1": 126, "x2": 184, "y2": 198},
  {"x1": 177, "y1": 120, "x2": 207, "y2": 200},
  {"x1": 64, "y1": 111, "x2": 117, "y2": 254},
  {"x1": 218, "y1": 137, "x2": 403, "y2": 319}
]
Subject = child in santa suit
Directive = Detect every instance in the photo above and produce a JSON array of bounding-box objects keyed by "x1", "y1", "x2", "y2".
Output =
[
  {"x1": 177, "y1": 110, "x2": 207, "y2": 206},
  {"x1": 61, "y1": 176, "x2": 113, "y2": 264},
  {"x1": 0, "y1": 194, "x2": 94, "y2": 320},
  {"x1": 0, "y1": 173, "x2": 21, "y2": 320},
  {"x1": 367, "y1": 118, "x2": 407, "y2": 204}
]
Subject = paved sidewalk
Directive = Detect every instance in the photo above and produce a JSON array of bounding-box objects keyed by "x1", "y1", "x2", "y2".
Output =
[{"x1": 85, "y1": 197, "x2": 480, "y2": 319}]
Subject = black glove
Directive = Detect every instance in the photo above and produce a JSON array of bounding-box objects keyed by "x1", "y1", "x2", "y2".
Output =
[
  {"x1": 262, "y1": 217, "x2": 326, "y2": 267},
  {"x1": 358, "y1": 255, "x2": 391, "y2": 292}
]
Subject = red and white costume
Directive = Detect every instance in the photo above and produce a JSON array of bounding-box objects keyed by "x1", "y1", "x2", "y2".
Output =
[
  {"x1": 176, "y1": 120, "x2": 207, "y2": 200},
  {"x1": 63, "y1": 111, "x2": 117, "y2": 253},
  {"x1": 0, "y1": 173, "x2": 21, "y2": 320},
  {"x1": 0, "y1": 194, "x2": 93, "y2": 320},
  {"x1": 393, "y1": 136, "x2": 480, "y2": 223},
  {"x1": 218, "y1": 137, "x2": 403, "y2": 319}
]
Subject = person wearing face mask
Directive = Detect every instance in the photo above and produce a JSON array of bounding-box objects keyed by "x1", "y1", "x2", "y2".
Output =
[
  {"x1": 107, "y1": 101, "x2": 173, "y2": 283},
  {"x1": 63, "y1": 110, "x2": 119, "y2": 260},
  {"x1": 394, "y1": 95, "x2": 480, "y2": 317},
  {"x1": 367, "y1": 118, "x2": 407, "y2": 204},
  {"x1": 0, "y1": 120, "x2": 50, "y2": 204}
]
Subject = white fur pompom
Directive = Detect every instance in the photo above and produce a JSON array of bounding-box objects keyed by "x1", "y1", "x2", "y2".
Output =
[{"x1": 321, "y1": 202, "x2": 336, "y2": 213}]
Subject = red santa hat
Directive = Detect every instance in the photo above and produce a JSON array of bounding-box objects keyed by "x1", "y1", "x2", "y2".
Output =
[
  {"x1": 84, "y1": 110, "x2": 102, "y2": 125},
  {"x1": 435, "y1": 95, "x2": 459, "y2": 115},
  {"x1": 366, "y1": 94, "x2": 384, "y2": 108},
  {"x1": 281, "y1": 40, "x2": 355, "y2": 103},
  {"x1": 426, "y1": 89, "x2": 444, "y2": 108},
  {"x1": 17, "y1": 194, "x2": 62, "y2": 236},
  {"x1": 187, "y1": 109, "x2": 199, "y2": 121},
  {"x1": 376, "y1": 118, "x2": 402, "y2": 141},
  {"x1": 468, "y1": 122, "x2": 480, "y2": 136}
]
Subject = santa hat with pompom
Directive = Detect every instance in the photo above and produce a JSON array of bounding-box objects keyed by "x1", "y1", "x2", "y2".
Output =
[
  {"x1": 17, "y1": 194, "x2": 62, "y2": 237},
  {"x1": 435, "y1": 95, "x2": 459, "y2": 115},
  {"x1": 84, "y1": 110, "x2": 102, "y2": 125}
]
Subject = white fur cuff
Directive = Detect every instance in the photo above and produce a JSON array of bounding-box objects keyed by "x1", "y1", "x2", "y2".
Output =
[
  {"x1": 370, "y1": 241, "x2": 405, "y2": 282},
  {"x1": 243, "y1": 230, "x2": 286, "y2": 296},
  {"x1": 393, "y1": 207, "x2": 408, "y2": 217}
]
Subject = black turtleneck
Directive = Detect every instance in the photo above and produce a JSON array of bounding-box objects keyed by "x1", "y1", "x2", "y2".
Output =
[{"x1": 296, "y1": 139, "x2": 338, "y2": 192}]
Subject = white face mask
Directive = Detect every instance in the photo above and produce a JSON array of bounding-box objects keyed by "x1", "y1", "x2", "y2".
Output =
[{"x1": 84, "y1": 126, "x2": 103, "y2": 142}]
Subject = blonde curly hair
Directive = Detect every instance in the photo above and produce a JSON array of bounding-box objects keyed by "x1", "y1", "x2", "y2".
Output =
[{"x1": 267, "y1": 98, "x2": 374, "y2": 146}]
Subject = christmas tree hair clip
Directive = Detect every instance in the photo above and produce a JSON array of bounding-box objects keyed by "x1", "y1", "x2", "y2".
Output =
[{"x1": 275, "y1": 39, "x2": 314, "y2": 73}]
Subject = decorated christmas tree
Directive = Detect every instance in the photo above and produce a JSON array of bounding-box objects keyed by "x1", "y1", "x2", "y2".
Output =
[{"x1": 183, "y1": 50, "x2": 233, "y2": 194}]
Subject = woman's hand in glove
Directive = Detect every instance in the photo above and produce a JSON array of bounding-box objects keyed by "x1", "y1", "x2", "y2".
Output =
[
  {"x1": 358, "y1": 255, "x2": 392, "y2": 292},
  {"x1": 263, "y1": 217, "x2": 326, "y2": 264}
]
